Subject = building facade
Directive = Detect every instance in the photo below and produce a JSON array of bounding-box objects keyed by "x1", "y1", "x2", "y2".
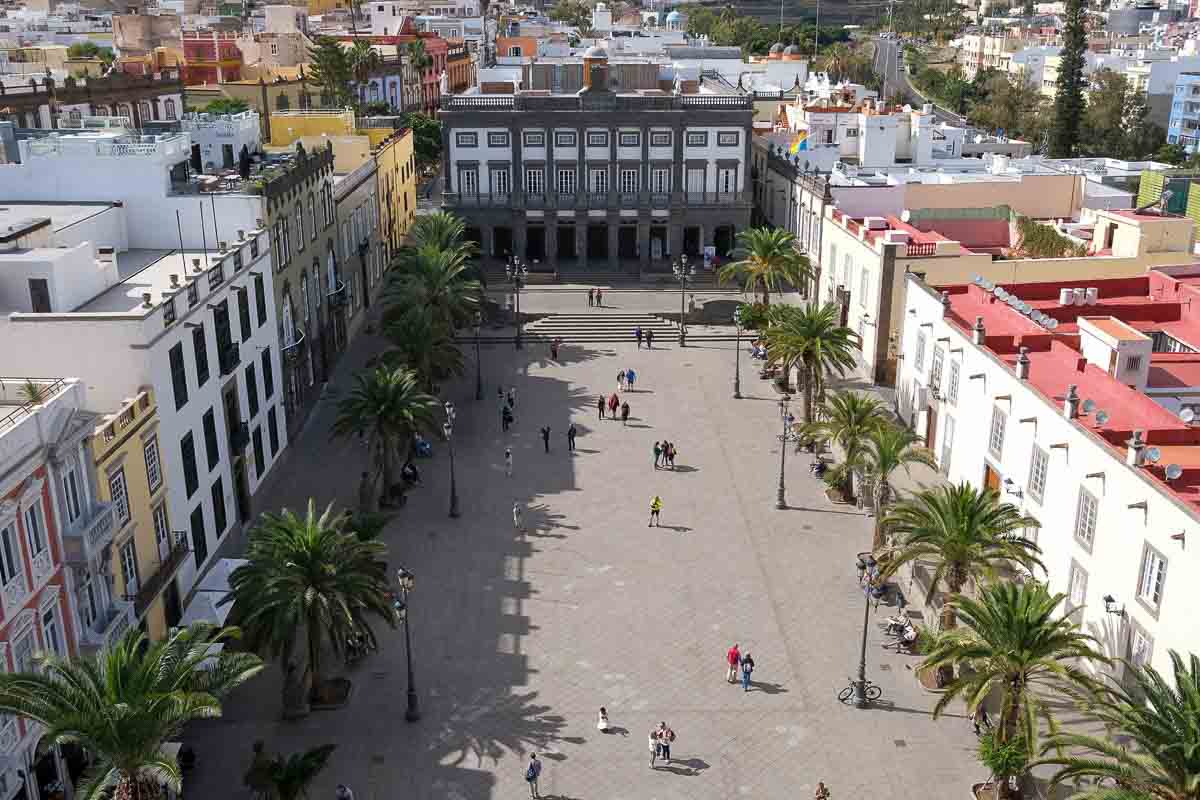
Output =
[
  {"x1": 334, "y1": 155, "x2": 384, "y2": 337},
  {"x1": 376, "y1": 126, "x2": 418, "y2": 258},
  {"x1": 1168, "y1": 71, "x2": 1200, "y2": 153},
  {"x1": 0, "y1": 72, "x2": 184, "y2": 130},
  {"x1": 440, "y1": 50, "x2": 753, "y2": 272}
]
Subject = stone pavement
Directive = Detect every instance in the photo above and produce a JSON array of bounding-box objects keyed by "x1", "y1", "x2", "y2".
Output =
[{"x1": 183, "y1": 293, "x2": 983, "y2": 800}]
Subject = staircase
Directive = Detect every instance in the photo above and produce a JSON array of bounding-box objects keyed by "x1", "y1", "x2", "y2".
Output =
[{"x1": 514, "y1": 312, "x2": 739, "y2": 344}]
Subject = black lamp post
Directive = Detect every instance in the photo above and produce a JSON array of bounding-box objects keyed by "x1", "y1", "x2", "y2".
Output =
[
  {"x1": 776, "y1": 394, "x2": 791, "y2": 509},
  {"x1": 473, "y1": 311, "x2": 483, "y2": 401},
  {"x1": 852, "y1": 583, "x2": 873, "y2": 708},
  {"x1": 505, "y1": 257, "x2": 528, "y2": 350},
  {"x1": 395, "y1": 567, "x2": 420, "y2": 722},
  {"x1": 444, "y1": 401, "x2": 459, "y2": 518},
  {"x1": 733, "y1": 308, "x2": 743, "y2": 399},
  {"x1": 672, "y1": 255, "x2": 694, "y2": 347}
]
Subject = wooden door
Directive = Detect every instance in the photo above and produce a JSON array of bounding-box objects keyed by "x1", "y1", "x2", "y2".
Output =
[
  {"x1": 926, "y1": 405, "x2": 938, "y2": 453},
  {"x1": 983, "y1": 464, "x2": 1001, "y2": 493}
]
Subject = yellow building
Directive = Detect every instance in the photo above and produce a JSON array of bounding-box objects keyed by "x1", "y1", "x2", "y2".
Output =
[
  {"x1": 374, "y1": 126, "x2": 417, "y2": 258},
  {"x1": 91, "y1": 388, "x2": 188, "y2": 642}
]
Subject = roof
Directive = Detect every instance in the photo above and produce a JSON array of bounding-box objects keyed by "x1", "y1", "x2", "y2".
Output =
[
  {"x1": 0, "y1": 202, "x2": 120, "y2": 236},
  {"x1": 76, "y1": 248, "x2": 212, "y2": 314}
]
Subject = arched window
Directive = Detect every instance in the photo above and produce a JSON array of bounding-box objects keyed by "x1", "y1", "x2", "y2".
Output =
[
  {"x1": 308, "y1": 194, "x2": 317, "y2": 240},
  {"x1": 138, "y1": 100, "x2": 152, "y2": 122},
  {"x1": 117, "y1": 104, "x2": 132, "y2": 122},
  {"x1": 282, "y1": 293, "x2": 295, "y2": 345},
  {"x1": 276, "y1": 94, "x2": 290, "y2": 111},
  {"x1": 326, "y1": 244, "x2": 337, "y2": 293},
  {"x1": 164, "y1": 99, "x2": 177, "y2": 121},
  {"x1": 94, "y1": 104, "x2": 109, "y2": 116},
  {"x1": 311, "y1": 264, "x2": 321, "y2": 310},
  {"x1": 300, "y1": 274, "x2": 310, "y2": 323}
]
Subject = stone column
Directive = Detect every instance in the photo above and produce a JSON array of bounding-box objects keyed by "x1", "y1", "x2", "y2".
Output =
[
  {"x1": 577, "y1": 222, "x2": 588, "y2": 267},
  {"x1": 545, "y1": 221, "x2": 557, "y2": 268},
  {"x1": 637, "y1": 220, "x2": 651, "y2": 273},
  {"x1": 669, "y1": 224, "x2": 683, "y2": 261},
  {"x1": 482, "y1": 225, "x2": 494, "y2": 258},
  {"x1": 515, "y1": 221, "x2": 527, "y2": 263},
  {"x1": 607, "y1": 222, "x2": 619, "y2": 271}
]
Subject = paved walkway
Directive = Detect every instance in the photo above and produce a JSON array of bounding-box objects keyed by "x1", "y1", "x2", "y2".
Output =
[{"x1": 183, "y1": 294, "x2": 982, "y2": 800}]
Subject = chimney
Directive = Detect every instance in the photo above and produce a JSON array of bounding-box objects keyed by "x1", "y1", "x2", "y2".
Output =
[
  {"x1": 256, "y1": 218, "x2": 264, "y2": 228},
  {"x1": 169, "y1": 274, "x2": 180, "y2": 287},
  {"x1": 1063, "y1": 384, "x2": 1080, "y2": 419},
  {"x1": 191, "y1": 258, "x2": 202, "y2": 272},
  {"x1": 141, "y1": 292, "x2": 153, "y2": 307},
  {"x1": 1127, "y1": 430, "x2": 1145, "y2": 466},
  {"x1": 218, "y1": 240, "x2": 228, "y2": 252},
  {"x1": 237, "y1": 229, "x2": 246, "y2": 240},
  {"x1": 973, "y1": 315, "x2": 986, "y2": 345},
  {"x1": 1016, "y1": 346, "x2": 1030, "y2": 380}
]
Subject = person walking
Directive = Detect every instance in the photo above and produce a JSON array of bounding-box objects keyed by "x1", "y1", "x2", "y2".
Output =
[
  {"x1": 525, "y1": 754, "x2": 542, "y2": 798},
  {"x1": 507, "y1": 387, "x2": 516, "y2": 409},
  {"x1": 653, "y1": 441, "x2": 663, "y2": 469},
  {"x1": 646, "y1": 328, "x2": 654, "y2": 349},
  {"x1": 550, "y1": 338, "x2": 559, "y2": 360},
  {"x1": 567, "y1": 422, "x2": 577, "y2": 452},
  {"x1": 648, "y1": 727, "x2": 659, "y2": 767},
  {"x1": 608, "y1": 392, "x2": 620, "y2": 419},
  {"x1": 588, "y1": 287, "x2": 594, "y2": 307},
  {"x1": 635, "y1": 326, "x2": 643, "y2": 348},
  {"x1": 621, "y1": 401, "x2": 630, "y2": 426},
  {"x1": 598, "y1": 394, "x2": 606, "y2": 419},
  {"x1": 617, "y1": 369, "x2": 627, "y2": 392},
  {"x1": 649, "y1": 495, "x2": 663, "y2": 526},
  {"x1": 626, "y1": 368, "x2": 636, "y2": 391},
  {"x1": 814, "y1": 782, "x2": 832, "y2": 799},
  {"x1": 335, "y1": 786, "x2": 355, "y2": 800},
  {"x1": 659, "y1": 723, "x2": 675, "y2": 765},
  {"x1": 596, "y1": 287, "x2": 603, "y2": 307},
  {"x1": 740, "y1": 652, "x2": 755, "y2": 692},
  {"x1": 540, "y1": 425, "x2": 551, "y2": 453},
  {"x1": 501, "y1": 405, "x2": 513, "y2": 432},
  {"x1": 513, "y1": 501, "x2": 525, "y2": 532},
  {"x1": 505, "y1": 447, "x2": 513, "y2": 478},
  {"x1": 726, "y1": 643, "x2": 741, "y2": 683},
  {"x1": 667, "y1": 442, "x2": 677, "y2": 469}
]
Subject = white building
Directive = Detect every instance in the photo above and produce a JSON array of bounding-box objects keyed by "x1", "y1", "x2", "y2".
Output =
[
  {"x1": 896, "y1": 268, "x2": 1200, "y2": 688},
  {"x1": 179, "y1": 110, "x2": 262, "y2": 171},
  {"x1": 369, "y1": 0, "x2": 477, "y2": 34}
]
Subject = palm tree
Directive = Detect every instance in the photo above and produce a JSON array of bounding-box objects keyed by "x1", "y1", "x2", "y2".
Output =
[
  {"x1": 229, "y1": 500, "x2": 398, "y2": 707},
  {"x1": 384, "y1": 244, "x2": 481, "y2": 334},
  {"x1": 269, "y1": 744, "x2": 337, "y2": 800},
  {"x1": 348, "y1": 40, "x2": 382, "y2": 105},
  {"x1": 820, "y1": 43, "x2": 854, "y2": 81},
  {"x1": 1036, "y1": 650, "x2": 1200, "y2": 800},
  {"x1": 762, "y1": 303, "x2": 858, "y2": 423},
  {"x1": 882, "y1": 482, "x2": 1043, "y2": 638},
  {"x1": 405, "y1": 38, "x2": 433, "y2": 74},
  {"x1": 0, "y1": 624, "x2": 261, "y2": 800},
  {"x1": 405, "y1": 210, "x2": 477, "y2": 255},
  {"x1": 804, "y1": 390, "x2": 888, "y2": 500},
  {"x1": 863, "y1": 424, "x2": 937, "y2": 550},
  {"x1": 922, "y1": 583, "x2": 1109, "y2": 799},
  {"x1": 717, "y1": 227, "x2": 811, "y2": 305},
  {"x1": 381, "y1": 315, "x2": 465, "y2": 393},
  {"x1": 332, "y1": 366, "x2": 441, "y2": 508}
]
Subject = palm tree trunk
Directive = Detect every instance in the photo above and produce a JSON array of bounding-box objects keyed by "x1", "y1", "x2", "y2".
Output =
[
  {"x1": 307, "y1": 608, "x2": 323, "y2": 694},
  {"x1": 802, "y1": 363, "x2": 815, "y2": 424},
  {"x1": 935, "y1": 574, "x2": 963, "y2": 687},
  {"x1": 871, "y1": 480, "x2": 888, "y2": 551}
]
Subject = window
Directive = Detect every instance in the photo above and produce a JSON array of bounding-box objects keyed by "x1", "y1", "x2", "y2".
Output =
[
  {"x1": 589, "y1": 168, "x2": 609, "y2": 194},
  {"x1": 153, "y1": 503, "x2": 169, "y2": 558},
  {"x1": 190, "y1": 505, "x2": 208, "y2": 569},
  {"x1": 686, "y1": 167, "x2": 705, "y2": 193},
  {"x1": 245, "y1": 363, "x2": 260, "y2": 418},
  {"x1": 23, "y1": 501, "x2": 45, "y2": 557},
  {"x1": 162, "y1": 297, "x2": 176, "y2": 327},
  {"x1": 1027, "y1": 444, "x2": 1048, "y2": 502},
  {"x1": 650, "y1": 131, "x2": 671, "y2": 147},
  {"x1": 1128, "y1": 623, "x2": 1153, "y2": 669},
  {"x1": 1068, "y1": 560, "x2": 1088, "y2": 611},
  {"x1": 309, "y1": 196, "x2": 318, "y2": 241},
  {"x1": 524, "y1": 168, "x2": 545, "y2": 195},
  {"x1": 41, "y1": 606, "x2": 62, "y2": 657},
  {"x1": 914, "y1": 333, "x2": 926, "y2": 371},
  {"x1": 253, "y1": 426, "x2": 266, "y2": 478},
  {"x1": 1138, "y1": 543, "x2": 1167, "y2": 610},
  {"x1": 1125, "y1": 355, "x2": 1143, "y2": 372},
  {"x1": 295, "y1": 205, "x2": 305, "y2": 251},
  {"x1": 254, "y1": 274, "x2": 267, "y2": 327},
  {"x1": 508, "y1": 45, "x2": 522, "y2": 56},
  {"x1": 262, "y1": 348, "x2": 275, "y2": 400},
  {"x1": 859, "y1": 268, "x2": 871, "y2": 309},
  {"x1": 1074, "y1": 487, "x2": 1099, "y2": 550},
  {"x1": 188, "y1": 325, "x2": 208, "y2": 389},
  {"x1": 847, "y1": 127, "x2": 859, "y2": 137},
  {"x1": 164, "y1": 98, "x2": 177, "y2": 121},
  {"x1": 238, "y1": 290, "x2": 252, "y2": 341},
  {"x1": 685, "y1": 131, "x2": 708, "y2": 147},
  {"x1": 13, "y1": 631, "x2": 34, "y2": 674},
  {"x1": 270, "y1": 40, "x2": 279, "y2": 55},
  {"x1": 988, "y1": 407, "x2": 1006, "y2": 459},
  {"x1": 202, "y1": 409, "x2": 219, "y2": 471},
  {"x1": 586, "y1": 131, "x2": 609, "y2": 147},
  {"x1": 109, "y1": 468, "x2": 131, "y2": 527},
  {"x1": 61, "y1": 467, "x2": 82, "y2": 523},
  {"x1": 554, "y1": 131, "x2": 577, "y2": 147},
  {"x1": 460, "y1": 168, "x2": 479, "y2": 194},
  {"x1": 169, "y1": 343, "x2": 188, "y2": 410},
  {"x1": 211, "y1": 477, "x2": 227, "y2": 537},
  {"x1": 0, "y1": 525, "x2": 19, "y2": 585},
  {"x1": 930, "y1": 347, "x2": 944, "y2": 394},
  {"x1": 940, "y1": 415, "x2": 954, "y2": 476},
  {"x1": 619, "y1": 168, "x2": 638, "y2": 194},
  {"x1": 144, "y1": 436, "x2": 162, "y2": 492},
  {"x1": 455, "y1": 132, "x2": 478, "y2": 147},
  {"x1": 556, "y1": 168, "x2": 576, "y2": 195},
  {"x1": 523, "y1": 131, "x2": 545, "y2": 147},
  {"x1": 651, "y1": 168, "x2": 670, "y2": 193},
  {"x1": 268, "y1": 407, "x2": 280, "y2": 456},
  {"x1": 120, "y1": 539, "x2": 139, "y2": 594},
  {"x1": 79, "y1": 578, "x2": 97, "y2": 629},
  {"x1": 487, "y1": 131, "x2": 509, "y2": 147},
  {"x1": 947, "y1": 360, "x2": 960, "y2": 406},
  {"x1": 618, "y1": 131, "x2": 640, "y2": 147},
  {"x1": 491, "y1": 168, "x2": 511, "y2": 195},
  {"x1": 181, "y1": 433, "x2": 199, "y2": 498},
  {"x1": 718, "y1": 131, "x2": 740, "y2": 146}
]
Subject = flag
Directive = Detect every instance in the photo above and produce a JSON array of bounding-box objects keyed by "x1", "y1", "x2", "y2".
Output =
[{"x1": 789, "y1": 131, "x2": 809, "y2": 154}]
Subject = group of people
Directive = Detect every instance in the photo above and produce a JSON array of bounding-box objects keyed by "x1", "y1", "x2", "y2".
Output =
[
  {"x1": 599, "y1": 393, "x2": 632, "y2": 424},
  {"x1": 750, "y1": 339, "x2": 768, "y2": 360},
  {"x1": 586, "y1": 287, "x2": 605, "y2": 307},
  {"x1": 648, "y1": 721, "x2": 677, "y2": 767},
  {"x1": 652, "y1": 441, "x2": 678, "y2": 470},
  {"x1": 726, "y1": 643, "x2": 756, "y2": 692},
  {"x1": 617, "y1": 368, "x2": 638, "y2": 391},
  {"x1": 634, "y1": 326, "x2": 655, "y2": 349}
]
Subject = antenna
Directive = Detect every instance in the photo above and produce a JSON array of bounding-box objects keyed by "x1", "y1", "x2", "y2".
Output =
[
  {"x1": 1183, "y1": 408, "x2": 1196, "y2": 423},
  {"x1": 1166, "y1": 464, "x2": 1184, "y2": 481},
  {"x1": 1082, "y1": 399, "x2": 1096, "y2": 414},
  {"x1": 1095, "y1": 410, "x2": 1110, "y2": 425},
  {"x1": 1146, "y1": 447, "x2": 1162, "y2": 464}
]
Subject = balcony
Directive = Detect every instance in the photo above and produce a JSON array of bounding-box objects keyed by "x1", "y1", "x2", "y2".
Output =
[
  {"x1": 131, "y1": 532, "x2": 189, "y2": 619},
  {"x1": 62, "y1": 501, "x2": 116, "y2": 568},
  {"x1": 218, "y1": 342, "x2": 240, "y2": 376},
  {"x1": 229, "y1": 421, "x2": 250, "y2": 453},
  {"x1": 80, "y1": 599, "x2": 135, "y2": 653},
  {"x1": 281, "y1": 328, "x2": 306, "y2": 363},
  {"x1": 327, "y1": 279, "x2": 348, "y2": 310},
  {"x1": 0, "y1": 573, "x2": 28, "y2": 618}
]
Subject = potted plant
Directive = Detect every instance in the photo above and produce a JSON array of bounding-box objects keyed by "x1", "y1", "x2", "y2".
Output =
[{"x1": 972, "y1": 731, "x2": 1028, "y2": 800}]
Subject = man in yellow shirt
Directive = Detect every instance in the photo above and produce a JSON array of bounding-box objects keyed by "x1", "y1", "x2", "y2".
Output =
[{"x1": 649, "y1": 495, "x2": 663, "y2": 527}]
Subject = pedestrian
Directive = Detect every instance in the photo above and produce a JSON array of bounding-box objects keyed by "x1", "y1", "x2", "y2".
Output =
[
  {"x1": 525, "y1": 754, "x2": 542, "y2": 799},
  {"x1": 596, "y1": 287, "x2": 603, "y2": 307},
  {"x1": 501, "y1": 405, "x2": 513, "y2": 432},
  {"x1": 653, "y1": 441, "x2": 662, "y2": 469},
  {"x1": 648, "y1": 728, "x2": 659, "y2": 767},
  {"x1": 588, "y1": 287, "x2": 594, "y2": 307},
  {"x1": 646, "y1": 329, "x2": 654, "y2": 349},
  {"x1": 660, "y1": 722, "x2": 675, "y2": 764},
  {"x1": 814, "y1": 782, "x2": 832, "y2": 799},
  {"x1": 550, "y1": 338, "x2": 559, "y2": 360},
  {"x1": 618, "y1": 369, "x2": 627, "y2": 392},
  {"x1": 649, "y1": 495, "x2": 662, "y2": 526},
  {"x1": 626, "y1": 368, "x2": 636, "y2": 391},
  {"x1": 497, "y1": 386, "x2": 504, "y2": 404},
  {"x1": 507, "y1": 387, "x2": 516, "y2": 409},
  {"x1": 741, "y1": 652, "x2": 755, "y2": 691},
  {"x1": 726, "y1": 642, "x2": 741, "y2": 683},
  {"x1": 505, "y1": 447, "x2": 513, "y2": 478},
  {"x1": 598, "y1": 394, "x2": 606, "y2": 419},
  {"x1": 335, "y1": 786, "x2": 355, "y2": 800},
  {"x1": 635, "y1": 326, "x2": 643, "y2": 348},
  {"x1": 513, "y1": 500, "x2": 525, "y2": 532},
  {"x1": 667, "y1": 442, "x2": 677, "y2": 469},
  {"x1": 540, "y1": 425, "x2": 551, "y2": 453},
  {"x1": 970, "y1": 706, "x2": 992, "y2": 736},
  {"x1": 597, "y1": 706, "x2": 610, "y2": 733},
  {"x1": 608, "y1": 392, "x2": 619, "y2": 419},
  {"x1": 621, "y1": 401, "x2": 630, "y2": 425},
  {"x1": 567, "y1": 422, "x2": 577, "y2": 452}
]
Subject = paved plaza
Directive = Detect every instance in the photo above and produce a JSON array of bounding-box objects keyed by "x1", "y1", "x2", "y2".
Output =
[{"x1": 183, "y1": 293, "x2": 983, "y2": 800}]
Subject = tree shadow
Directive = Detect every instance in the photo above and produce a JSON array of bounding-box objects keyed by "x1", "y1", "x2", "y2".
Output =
[
  {"x1": 434, "y1": 690, "x2": 575, "y2": 768},
  {"x1": 525, "y1": 503, "x2": 581, "y2": 534}
]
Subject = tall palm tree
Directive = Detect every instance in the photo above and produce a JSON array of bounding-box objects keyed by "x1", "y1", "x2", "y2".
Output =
[
  {"x1": 384, "y1": 244, "x2": 481, "y2": 335},
  {"x1": 863, "y1": 424, "x2": 937, "y2": 550},
  {"x1": 804, "y1": 389, "x2": 888, "y2": 500},
  {"x1": 1036, "y1": 650, "x2": 1200, "y2": 800},
  {"x1": 882, "y1": 483, "x2": 1043, "y2": 636},
  {"x1": 819, "y1": 43, "x2": 854, "y2": 81},
  {"x1": 922, "y1": 583, "x2": 1109, "y2": 799},
  {"x1": 332, "y1": 366, "x2": 441, "y2": 507},
  {"x1": 717, "y1": 227, "x2": 811, "y2": 305},
  {"x1": 405, "y1": 38, "x2": 433, "y2": 74},
  {"x1": 229, "y1": 500, "x2": 398, "y2": 707},
  {"x1": 762, "y1": 303, "x2": 858, "y2": 423},
  {"x1": 269, "y1": 744, "x2": 338, "y2": 800},
  {"x1": 382, "y1": 315, "x2": 465, "y2": 393},
  {"x1": 0, "y1": 624, "x2": 262, "y2": 800},
  {"x1": 348, "y1": 40, "x2": 382, "y2": 105},
  {"x1": 405, "y1": 210, "x2": 477, "y2": 255}
]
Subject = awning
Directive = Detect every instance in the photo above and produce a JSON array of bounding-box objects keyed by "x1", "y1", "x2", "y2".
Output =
[{"x1": 195, "y1": 558, "x2": 248, "y2": 594}]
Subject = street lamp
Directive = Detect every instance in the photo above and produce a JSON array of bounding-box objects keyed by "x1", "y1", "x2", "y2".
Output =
[
  {"x1": 443, "y1": 401, "x2": 459, "y2": 519},
  {"x1": 505, "y1": 257, "x2": 528, "y2": 350},
  {"x1": 776, "y1": 394, "x2": 791, "y2": 509},
  {"x1": 473, "y1": 311, "x2": 483, "y2": 401},
  {"x1": 395, "y1": 566, "x2": 420, "y2": 722},
  {"x1": 732, "y1": 308, "x2": 743, "y2": 399},
  {"x1": 851, "y1": 582, "x2": 873, "y2": 709},
  {"x1": 672, "y1": 255, "x2": 694, "y2": 347}
]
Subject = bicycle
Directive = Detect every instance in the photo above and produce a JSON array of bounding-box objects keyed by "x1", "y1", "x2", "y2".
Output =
[{"x1": 837, "y1": 678, "x2": 882, "y2": 704}]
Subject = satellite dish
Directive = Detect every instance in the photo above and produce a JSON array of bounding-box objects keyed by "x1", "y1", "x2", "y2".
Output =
[
  {"x1": 1095, "y1": 410, "x2": 1110, "y2": 425},
  {"x1": 1166, "y1": 463, "x2": 1184, "y2": 480},
  {"x1": 1146, "y1": 447, "x2": 1162, "y2": 464},
  {"x1": 1082, "y1": 399, "x2": 1097, "y2": 413},
  {"x1": 1182, "y1": 408, "x2": 1196, "y2": 423}
]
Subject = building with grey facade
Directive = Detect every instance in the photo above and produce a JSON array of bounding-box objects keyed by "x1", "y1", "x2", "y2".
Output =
[{"x1": 439, "y1": 49, "x2": 753, "y2": 274}]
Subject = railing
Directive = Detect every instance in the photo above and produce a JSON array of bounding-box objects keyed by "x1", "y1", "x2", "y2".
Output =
[
  {"x1": 327, "y1": 279, "x2": 348, "y2": 309},
  {"x1": 281, "y1": 328, "x2": 306, "y2": 362},
  {"x1": 905, "y1": 241, "x2": 937, "y2": 257},
  {"x1": 1, "y1": 574, "x2": 28, "y2": 617},
  {"x1": 82, "y1": 601, "x2": 134, "y2": 651},
  {"x1": 218, "y1": 343, "x2": 240, "y2": 376},
  {"x1": 679, "y1": 94, "x2": 753, "y2": 108},
  {"x1": 0, "y1": 377, "x2": 68, "y2": 433},
  {"x1": 443, "y1": 95, "x2": 515, "y2": 109},
  {"x1": 133, "y1": 533, "x2": 189, "y2": 618},
  {"x1": 650, "y1": 193, "x2": 670, "y2": 208}
]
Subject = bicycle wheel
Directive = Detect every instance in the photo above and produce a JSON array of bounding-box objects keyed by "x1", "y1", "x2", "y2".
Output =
[
  {"x1": 866, "y1": 684, "x2": 883, "y2": 701},
  {"x1": 837, "y1": 686, "x2": 853, "y2": 703}
]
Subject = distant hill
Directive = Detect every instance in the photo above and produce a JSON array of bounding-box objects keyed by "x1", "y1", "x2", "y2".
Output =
[{"x1": 685, "y1": 0, "x2": 883, "y2": 26}]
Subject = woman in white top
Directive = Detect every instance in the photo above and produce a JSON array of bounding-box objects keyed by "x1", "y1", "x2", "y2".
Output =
[{"x1": 597, "y1": 707, "x2": 609, "y2": 732}]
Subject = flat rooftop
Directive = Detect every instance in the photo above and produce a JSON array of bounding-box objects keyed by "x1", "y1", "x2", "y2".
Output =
[
  {"x1": 76, "y1": 248, "x2": 218, "y2": 314},
  {"x1": 0, "y1": 202, "x2": 120, "y2": 236}
]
